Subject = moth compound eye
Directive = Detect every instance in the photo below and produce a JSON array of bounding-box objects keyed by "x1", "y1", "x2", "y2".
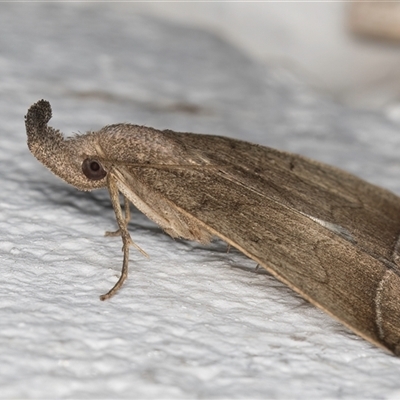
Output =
[{"x1": 82, "y1": 159, "x2": 107, "y2": 180}]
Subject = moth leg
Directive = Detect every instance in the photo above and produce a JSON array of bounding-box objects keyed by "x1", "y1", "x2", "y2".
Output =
[
  {"x1": 104, "y1": 194, "x2": 148, "y2": 258},
  {"x1": 105, "y1": 195, "x2": 131, "y2": 237},
  {"x1": 100, "y1": 174, "x2": 147, "y2": 301}
]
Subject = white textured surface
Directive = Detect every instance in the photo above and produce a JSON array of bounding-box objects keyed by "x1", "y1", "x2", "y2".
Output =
[{"x1": 2, "y1": 3, "x2": 400, "y2": 399}]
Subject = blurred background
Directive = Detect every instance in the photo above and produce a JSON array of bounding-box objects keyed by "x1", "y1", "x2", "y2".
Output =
[{"x1": 135, "y1": 1, "x2": 400, "y2": 113}]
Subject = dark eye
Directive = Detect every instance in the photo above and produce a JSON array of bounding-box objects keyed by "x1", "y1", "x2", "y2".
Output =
[{"x1": 82, "y1": 159, "x2": 107, "y2": 180}]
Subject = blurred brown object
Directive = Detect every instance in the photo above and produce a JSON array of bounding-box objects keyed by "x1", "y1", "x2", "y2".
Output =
[{"x1": 349, "y1": 2, "x2": 400, "y2": 41}]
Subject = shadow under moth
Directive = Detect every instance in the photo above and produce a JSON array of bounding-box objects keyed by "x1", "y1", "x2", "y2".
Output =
[{"x1": 25, "y1": 99, "x2": 400, "y2": 356}]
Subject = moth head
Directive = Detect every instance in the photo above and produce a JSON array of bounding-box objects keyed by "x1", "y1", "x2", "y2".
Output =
[{"x1": 25, "y1": 99, "x2": 109, "y2": 191}]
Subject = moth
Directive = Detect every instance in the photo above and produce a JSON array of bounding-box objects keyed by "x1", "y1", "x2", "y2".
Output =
[{"x1": 25, "y1": 99, "x2": 400, "y2": 356}]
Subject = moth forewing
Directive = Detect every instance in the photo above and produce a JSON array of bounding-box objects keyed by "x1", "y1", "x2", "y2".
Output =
[{"x1": 25, "y1": 99, "x2": 400, "y2": 356}]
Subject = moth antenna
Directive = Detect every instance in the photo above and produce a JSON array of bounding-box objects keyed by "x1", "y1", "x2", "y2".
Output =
[
  {"x1": 25, "y1": 100, "x2": 63, "y2": 150},
  {"x1": 25, "y1": 99, "x2": 67, "y2": 177},
  {"x1": 25, "y1": 99, "x2": 52, "y2": 129}
]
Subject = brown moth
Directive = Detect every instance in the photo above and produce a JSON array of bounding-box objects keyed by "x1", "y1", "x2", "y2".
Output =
[{"x1": 25, "y1": 99, "x2": 400, "y2": 356}]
